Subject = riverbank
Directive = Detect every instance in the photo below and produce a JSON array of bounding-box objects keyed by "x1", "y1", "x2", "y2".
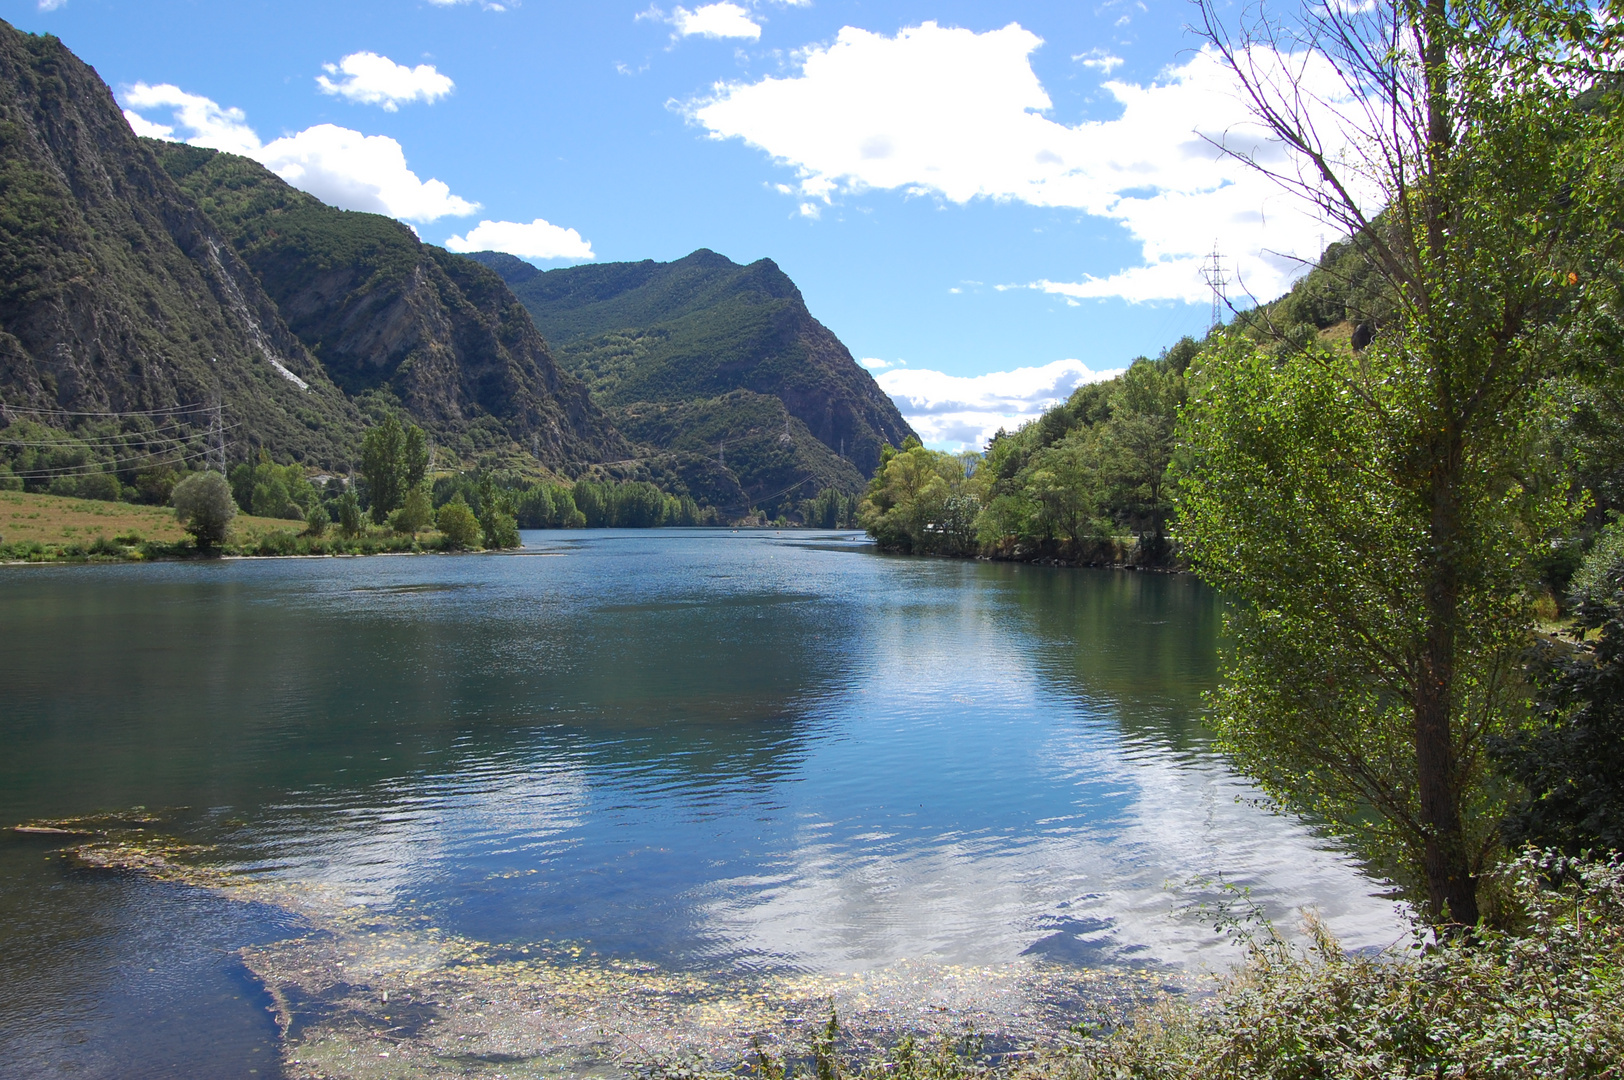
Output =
[{"x1": 0, "y1": 489, "x2": 459, "y2": 562}]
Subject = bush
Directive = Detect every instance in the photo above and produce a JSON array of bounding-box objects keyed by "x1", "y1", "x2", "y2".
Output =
[
  {"x1": 1035, "y1": 851, "x2": 1624, "y2": 1080},
  {"x1": 303, "y1": 501, "x2": 328, "y2": 538},
  {"x1": 171, "y1": 471, "x2": 236, "y2": 550},
  {"x1": 250, "y1": 529, "x2": 299, "y2": 556},
  {"x1": 436, "y1": 497, "x2": 481, "y2": 550}
]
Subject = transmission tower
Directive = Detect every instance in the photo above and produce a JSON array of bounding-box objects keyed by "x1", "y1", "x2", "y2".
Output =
[
  {"x1": 1201, "y1": 243, "x2": 1229, "y2": 330},
  {"x1": 206, "y1": 397, "x2": 227, "y2": 474}
]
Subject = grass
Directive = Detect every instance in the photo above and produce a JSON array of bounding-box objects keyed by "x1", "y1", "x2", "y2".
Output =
[{"x1": 0, "y1": 489, "x2": 449, "y2": 561}]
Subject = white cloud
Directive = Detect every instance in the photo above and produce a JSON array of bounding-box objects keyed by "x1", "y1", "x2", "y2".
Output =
[
  {"x1": 1073, "y1": 48, "x2": 1123, "y2": 74},
  {"x1": 317, "y1": 52, "x2": 454, "y2": 111},
  {"x1": 121, "y1": 84, "x2": 478, "y2": 223},
  {"x1": 37, "y1": 0, "x2": 68, "y2": 10},
  {"x1": 445, "y1": 218, "x2": 595, "y2": 262},
  {"x1": 122, "y1": 110, "x2": 174, "y2": 139},
  {"x1": 260, "y1": 125, "x2": 478, "y2": 221},
  {"x1": 122, "y1": 83, "x2": 260, "y2": 155},
  {"x1": 691, "y1": 23, "x2": 1375, "y2": 304},
  {"x1": 876, "y1": 359, "x2": 1122, "y2": 450},
  {"x1": 671, "y1": 3, "x2": 762, "y2": 39},
  {"x1": 859, "y1": 357, "x2": 891, "y2": 370}
]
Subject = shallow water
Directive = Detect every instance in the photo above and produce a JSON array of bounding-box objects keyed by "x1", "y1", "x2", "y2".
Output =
[{"x1": 0, "y1": 530, "x2": 1406, "y2": 1076}]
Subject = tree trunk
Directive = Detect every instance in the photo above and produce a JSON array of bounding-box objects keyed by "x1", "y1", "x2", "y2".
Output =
[{"x1": 1415, "y1": 455, "x2": 1479, "y2": 926}]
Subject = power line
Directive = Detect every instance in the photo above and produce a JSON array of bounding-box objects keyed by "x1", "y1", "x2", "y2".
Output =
[
  {"x1": 0, "y1": 421, "x2": 245, "y2": 448},
  {"x1": 7, "y1": 446, "x2": 215, "y2": 479},
  {"x1": 0, "y1": 402, "x2": 213, "y2": 418}
]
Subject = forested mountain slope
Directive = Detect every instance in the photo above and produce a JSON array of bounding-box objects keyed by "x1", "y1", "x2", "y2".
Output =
[
  {"x1": 150, "y1": 143, "x2": 628, "y2": 473},
  {"x1": 469, "y1": 249, "x2": 915, "y2": 507},
  {"x1": 0, "y1": 20, "x2": 359, "y2": 467}
]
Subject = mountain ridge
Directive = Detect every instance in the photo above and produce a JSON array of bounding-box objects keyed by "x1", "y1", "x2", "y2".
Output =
[{"x1": 468, "y1": 249, "x2": 916, "y2": 502}]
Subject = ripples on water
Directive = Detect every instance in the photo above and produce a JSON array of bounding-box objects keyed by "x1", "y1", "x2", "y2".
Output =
[{"x1": 0, "y1": 530, "x2": 1408, "y2": 1075}]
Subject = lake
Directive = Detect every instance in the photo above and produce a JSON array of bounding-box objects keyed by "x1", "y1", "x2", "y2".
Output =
[{"x1": 0, "y1": 530, "x2": 1406, "y2": 1078}]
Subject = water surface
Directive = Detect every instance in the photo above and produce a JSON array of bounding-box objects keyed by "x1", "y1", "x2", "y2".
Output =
[{"x1": 0, "y1": 530, "x2": 1405, "y2": 1076}]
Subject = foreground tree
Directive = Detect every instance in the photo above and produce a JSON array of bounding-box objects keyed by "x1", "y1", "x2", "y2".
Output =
[
  {"x1": 171, "y1": 470, "x2": 236, "y2": 551},
  {"x1": 1179, "y1": 0, "x2": 1624, "y2": 923}
]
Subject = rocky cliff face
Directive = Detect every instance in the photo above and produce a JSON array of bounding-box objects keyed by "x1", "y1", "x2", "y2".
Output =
[
  {"x1": 151, "y1": 143, "x2": 627, "y2": 471},
  {"x1": 471, "y1": 249, "x2": 917, "y2": 491},
  {"x1": 0, "y1": 20, "x2": 359, "y2": 465}
]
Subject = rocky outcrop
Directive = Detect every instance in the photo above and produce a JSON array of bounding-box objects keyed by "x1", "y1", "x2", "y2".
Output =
[{"x1": 0, "y1": 20, "x2": 360, "y2": 465}]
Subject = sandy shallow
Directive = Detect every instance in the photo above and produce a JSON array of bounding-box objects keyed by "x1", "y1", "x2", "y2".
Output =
[{"x1": 52, "y1": 824, "x2": 1192, "y2": 1079}]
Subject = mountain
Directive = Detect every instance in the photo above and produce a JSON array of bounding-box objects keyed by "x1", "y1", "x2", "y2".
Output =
[
  {"x1": 0, "y1": 21, "x2": 359, "y2": 467},
  {"x1": 149, "y1": 143, "x2": 627, "y2": 473},
  {"x1": 468, "y1": 249, "x2": 916, "y2": 506}
]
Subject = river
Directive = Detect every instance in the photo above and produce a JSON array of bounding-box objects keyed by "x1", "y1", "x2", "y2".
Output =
[{"x1": 0, "y1": 529, "x2": 1406, "y2": 1078}]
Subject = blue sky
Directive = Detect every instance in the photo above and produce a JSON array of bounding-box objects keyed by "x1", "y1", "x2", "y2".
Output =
[{"x1": 5, "y1": 0, "x2": 1338, "y2": 448}]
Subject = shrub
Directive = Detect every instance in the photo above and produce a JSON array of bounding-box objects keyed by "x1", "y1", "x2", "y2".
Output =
[
  {"x1": 436, "y1": 497, "x2": 481, "y2": 550},
  {"x1": 1039, "y1": 851, "x2": 1624, "y2": 1080},
  {"x1": 171, "y1": 471, "x2": 236, "y2": 550},
  {"x1": 251, "y1": 529, "x2": 299, "y2": 556}
]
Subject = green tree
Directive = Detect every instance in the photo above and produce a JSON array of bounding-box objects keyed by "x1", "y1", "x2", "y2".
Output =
[
  {"x1": 334, "y1": 489, "x2": 363, "y2": 538},
  {"x1": 171, "y1": 471, "x2": 236, "y2": 551},
  {"x1": 572, "y1": 479, "x2": 607, "y2": 528},
  {"x1": 1182, "y1": 0, "x2": 1623, "y2": 924},
  {"x1": 436, "y1": 496, "x2": 482, "y2": 550},
  {"x1": 476, "y1": 474, "x2": 521, "y2": 549},
  {"x1": 391, "y1": 482, "x2": 434, "y2": 535},
  {"x1": 610, "y1": 480, "x2": 666, "y2": 527},
  {"x1": 1493, "y1": 521, "x2": 1624, "y2": 855},
  {"x1": 359, "y1": 415, "x2": 426, "y2": 525},
  {"x1": 859, "y1": 440, "x2": 982, "y2": 555}
]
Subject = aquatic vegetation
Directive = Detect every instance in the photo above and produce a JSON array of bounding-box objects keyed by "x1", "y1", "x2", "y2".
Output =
[{"x1": 39, "y1": 822, "x2": 1178, "y2": 1080}]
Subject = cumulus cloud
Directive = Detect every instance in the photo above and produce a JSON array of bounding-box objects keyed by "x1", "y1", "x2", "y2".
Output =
[
  {"x1": 317, "y1": 52, "x2": 454, "y2": 111},
  {"x1": 122, "y1": 83, "x2": 260, "y2": 154},
  {"x1": 444, "y1": 218, "x2": 595, "y2": 262},
  {"x1": 875, "y1": 360, "x2": 1122, "y2": 450},
  {"x1": 121, "y1": 84, "x2": 477, "y2": 223},
  {"x1": 669, "y1": 3, "x2": 762, "y2": 39},
  {"x1": 691, "y1": 23, "x2": 1376, "y2": 304}
]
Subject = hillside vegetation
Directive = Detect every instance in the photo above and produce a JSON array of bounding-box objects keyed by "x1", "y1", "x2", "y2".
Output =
[{"x1": 471, "y1": 248, "x2": 915, "y2": 514}]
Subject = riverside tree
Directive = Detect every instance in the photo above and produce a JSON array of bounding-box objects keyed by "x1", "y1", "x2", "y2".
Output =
[
  {"x1": 171, "y1": 470, "x2": 236, "y2": 550},
  {"x1": 360, "y1": 415, "x2": 428, "y2": 525},
  {"x1": 1179, "y1": 0, "x2": 1624, "y2": 924}
]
